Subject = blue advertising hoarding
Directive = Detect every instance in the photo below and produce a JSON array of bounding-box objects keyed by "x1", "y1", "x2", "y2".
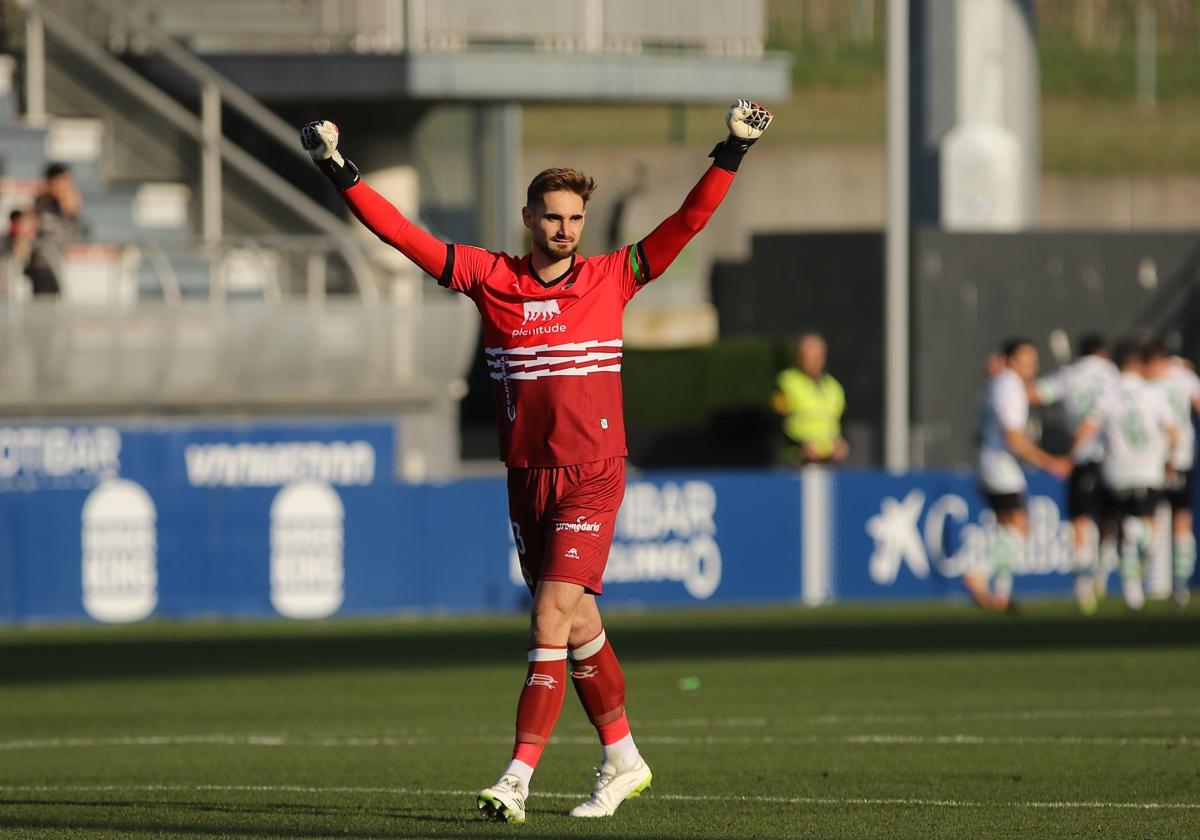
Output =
[{"x1": 0, "y1": 419, "x2": 1193, "y2": 624}]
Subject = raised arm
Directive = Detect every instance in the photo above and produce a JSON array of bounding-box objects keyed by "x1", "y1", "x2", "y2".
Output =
[
  {"x1": 300, "y1": 120, "x2": 448, "y2": 282},
  {"x1": 637, "y1": 100, "x2": 772, "y2": 281}
]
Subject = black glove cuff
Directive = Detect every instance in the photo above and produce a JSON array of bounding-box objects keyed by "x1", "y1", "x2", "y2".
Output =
[
  {"x1": 708, "y1": 135, "x2": 756, "y2": 172},
  {"x1": 317, "y1": 157, "x2": 361, "y2": 191}
]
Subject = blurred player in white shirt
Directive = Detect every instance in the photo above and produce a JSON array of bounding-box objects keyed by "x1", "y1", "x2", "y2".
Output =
[
  {"x1": 1144, "y1": 341, "x2": 1200, "y2": 607},
  {"x1": 1030, "y1": 334, "x2": 1119, "y2": 613},
  {"x1": 1074, "y1": 340, "x2": 1178, "y2": 610},
  {"x1": 972, "y1": 339, "x2": 1072, "y2": 611}
]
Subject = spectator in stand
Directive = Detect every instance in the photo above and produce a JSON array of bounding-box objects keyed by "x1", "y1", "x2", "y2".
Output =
[
  {"x1": 3, "y1": 208, "x2": 37, "y2": 296},
  {"x1": 773, "y1": 332, "x2": 849, "y2": 465},
  {"x1": 28, "y1": 162, "x2": 87, "y2": 296}
]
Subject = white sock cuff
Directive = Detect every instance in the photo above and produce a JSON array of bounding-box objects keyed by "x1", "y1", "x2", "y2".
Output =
[
  {"x1": 570, "y1": 629, "x2": 607, "y2": 661},
  {"x1": 602, "y1": 732, "x2": 639, "y2": 768},
  {"x1": 528, "y1": 646, "x2": 568, "y2": 662},
  {"x1": 503, "y1": 759, "x2": 535, "y2": 791}
]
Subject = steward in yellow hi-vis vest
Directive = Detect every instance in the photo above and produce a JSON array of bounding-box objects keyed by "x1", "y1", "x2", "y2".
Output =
[{"x1": 773, "y1": 333, "x2": 849, "y2": 465}]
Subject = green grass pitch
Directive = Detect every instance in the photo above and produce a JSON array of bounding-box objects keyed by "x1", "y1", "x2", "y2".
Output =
[{"x1": 1, "y1": 600, "x2": 1198, "y2": 839}]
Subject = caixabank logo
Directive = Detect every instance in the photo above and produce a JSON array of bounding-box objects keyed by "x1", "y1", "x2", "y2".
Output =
[{"x1": 865, "y1": 489, "x2": 1074, "y2": 585}]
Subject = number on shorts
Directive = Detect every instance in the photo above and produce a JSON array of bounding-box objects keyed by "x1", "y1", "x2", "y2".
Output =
[{"x1": 510, "y1": 521, "x2": 526, "y2": 555}]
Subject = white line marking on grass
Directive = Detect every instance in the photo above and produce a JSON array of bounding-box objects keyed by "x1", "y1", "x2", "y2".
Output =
[
  {"x1": 1, "y1": 733, "x2": 1195, "y2": 750},
  {"x1": 843, "y1": 734, "x2": 1196, "y2": 747},
  {"x1": 654, "y1": 716, "x2": 769, "y2": 728},
  {"x1": 0, "y1": 784, "x2": 1197, "y2": 812},
  {"x1": 805, "y1": 707, "x2": 1198, "y2": 726}
]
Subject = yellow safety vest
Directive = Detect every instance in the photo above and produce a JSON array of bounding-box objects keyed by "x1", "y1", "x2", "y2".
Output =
[{"x1": 776, "y1": 369, "x2": 845, "y2": 456}]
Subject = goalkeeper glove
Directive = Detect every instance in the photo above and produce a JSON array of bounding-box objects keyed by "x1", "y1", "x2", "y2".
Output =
[
  {"x1": 709, "y1": 99, "x2": 773, "y2": 172},
  {"x1": 300, "y1": 119, "x2": 360, "y2": 190}
]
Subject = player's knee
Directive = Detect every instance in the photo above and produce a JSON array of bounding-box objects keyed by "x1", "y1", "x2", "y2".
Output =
[
  {"x1": 567, "y1": 619, "x2": 603, "y2": 650},
  {"x1": 530, "y1": 601, "x2": 573, "y2": 645}
]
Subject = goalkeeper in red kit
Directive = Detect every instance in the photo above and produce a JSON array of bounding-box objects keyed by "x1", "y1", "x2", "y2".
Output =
[{"x1": 301, "y1": 100, "x2": 772, "y2": 823}]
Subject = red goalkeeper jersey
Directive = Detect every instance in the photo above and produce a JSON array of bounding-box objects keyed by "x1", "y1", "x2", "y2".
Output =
[
  {"x1": 444, "y1": 244, "x2": 641, "y2": 467},
  {"x1": 338, "y1": 160, "x2": 735, "y2": 468}
]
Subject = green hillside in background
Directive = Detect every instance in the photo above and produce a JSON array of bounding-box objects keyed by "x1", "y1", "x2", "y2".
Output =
[{"x1": 526, "y1": 0, "x2": 1200, "y2": 174}]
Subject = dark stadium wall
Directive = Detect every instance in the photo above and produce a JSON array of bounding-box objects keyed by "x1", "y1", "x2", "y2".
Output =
[
  {"x1": 710, "y1": 229, "x2": 1200, "y2": 470},
  {"x1": 711, "y1": 231, "x2": 887, "y2": 465},
  {"x1": 913, "y1": 229, "x2": 1200, "y2": 469}
]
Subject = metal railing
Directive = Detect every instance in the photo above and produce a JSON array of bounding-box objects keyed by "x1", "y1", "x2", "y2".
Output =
[
  {"x1": 130, "y1": 0, "x2": 766, "y2": 56},
  {"x1": 17, "y1": 0, "x2": 382, "y2": 300},
  {"x1": 3, "y1": 234, "x2": 400, "y2": 306},
  {"x1": 0, "y1": 297, "x2": 479, "y2": 412}
]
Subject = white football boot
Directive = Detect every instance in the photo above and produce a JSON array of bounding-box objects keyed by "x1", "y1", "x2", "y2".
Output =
[
  {"x1": 1122, "y1": 578, "x2": 1146, "y2": 611},
  {"x1": 476, "y1": 774, "x2": 527, "y2": 824},
  {"x1": 569, "y1": 756, "x2": 652, "y2": 818}
]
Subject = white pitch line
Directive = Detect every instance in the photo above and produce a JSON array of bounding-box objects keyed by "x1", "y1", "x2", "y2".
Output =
[
  {"x1": 806, "y1": 707, "x2": 1199, "y2": 726},
  {"x1": 0, "y1": 783, "x2": 1196, "y2": 812},
  {"x1": 0, "y1": 732, "x2": 1195, "y2": 751},
  {"x1": 384, "y1": 707, "x2": 1196, "y2": 734},
  {"x1": 843, "y1": 734, "x2": 1197, "y2": 747}
]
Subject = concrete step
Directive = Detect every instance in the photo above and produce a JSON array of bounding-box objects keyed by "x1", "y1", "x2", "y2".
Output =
[
  {"x1": 45, "y1": 118, "x2": 106, "y2": 189},
  {"x1": 81, "y1": 182, "x2": 192, "y2": 241}
]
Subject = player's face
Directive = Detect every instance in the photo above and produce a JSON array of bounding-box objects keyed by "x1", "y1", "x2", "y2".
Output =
[
  {"x1": 797, "y1": 336, "x2": 826, "y2": 377},
  {"x1": 524, "y1": 190, "x2": 586, "y2": 261},
  {"x1": 1008, "y1": 345, "x2": 1038, "y2": 381},
  {"x1": 1145, "y1": 355, "x2": 1169, "y2": 378}
]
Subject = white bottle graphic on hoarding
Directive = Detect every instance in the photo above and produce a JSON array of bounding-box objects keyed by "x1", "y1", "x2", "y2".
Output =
[
  {"x1": 81, "y1": 478, "x2": 158, "y2": 623},
  {"x1": 270, "y1": 479, "x2": 345, "y2": 619}
]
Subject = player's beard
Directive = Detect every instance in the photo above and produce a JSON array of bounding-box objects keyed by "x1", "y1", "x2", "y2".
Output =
[{"x1": 534, "y1": 233, "x2": 577, "y2": 262}]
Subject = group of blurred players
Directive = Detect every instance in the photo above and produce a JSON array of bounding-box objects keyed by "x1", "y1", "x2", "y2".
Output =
[{"x1": 972, "y1": 334, "x2": 1200, "y2": 614}]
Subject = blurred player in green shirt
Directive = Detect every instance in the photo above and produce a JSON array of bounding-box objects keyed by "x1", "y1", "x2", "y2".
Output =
[{"x1": 774, "y1": 332, "x2": 849, "y2": 465}]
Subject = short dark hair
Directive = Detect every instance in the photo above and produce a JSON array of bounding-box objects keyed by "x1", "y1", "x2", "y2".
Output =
[
  {"x1": 44, "y1": 162, "x2": 70, "y2": 180},
  {"x1": 1077, "y1": 333, "x2": 1106, "y2": 357},
  {"x1": 526, "y1": 168, "x2": 596, "y2": 209},
  {"x1": 1141, "y1": 337, "x2": 1168, "y2": 361},
  {"x1": 1002, "y1": 338, "x2": 1035, "y2": 360},
  {"x1": 1112, "y1": 338, "x2": 1143, "y2": 369}
]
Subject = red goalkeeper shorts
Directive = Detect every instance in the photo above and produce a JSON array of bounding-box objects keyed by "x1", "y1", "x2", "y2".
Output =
[{"x1": 507, "y1": 456, "x2": 625, "y2": 596}]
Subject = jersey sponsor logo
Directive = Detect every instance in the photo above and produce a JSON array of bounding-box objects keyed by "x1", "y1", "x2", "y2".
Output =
[
  {"x1": 526, "y1": 673, "x2": 558, "y2": 689},
  {"x1": 522, "y1": 299, "x2": 562, "y2": 323},
  {"x1": 511, "y1": 323, "x2": 566, "y2": 338},
  {"x1": 565, "y1": 547, "x2": 581, "y2": 559},
  {"x1": 555, "y1": 515, "x2": 602, "y2": 534},
  {"x1": 486, "y1": 339, "x2": 623, "y2": 381},
  {"x1": 570, "y1": 665, "x2": 599, "y2": 680}
]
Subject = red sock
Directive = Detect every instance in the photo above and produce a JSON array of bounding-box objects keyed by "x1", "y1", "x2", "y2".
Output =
[
  {"x1": 512, "y1": 646, "x2": 568, "y2": 768},
  {"x1": 569, "y1": 630, "x2": 631, "y2": 745}
]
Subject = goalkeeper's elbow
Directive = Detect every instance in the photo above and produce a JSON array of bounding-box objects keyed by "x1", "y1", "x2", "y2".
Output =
[{"x1": 680, "y1": 207, "x2": 711, "y2": 233}]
